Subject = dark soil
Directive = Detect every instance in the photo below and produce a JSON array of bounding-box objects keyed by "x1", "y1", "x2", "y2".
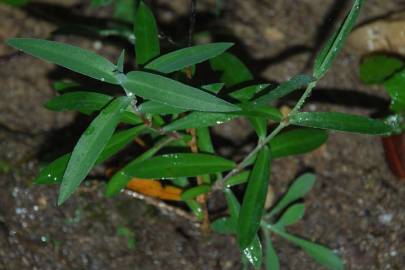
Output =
[{"x1": 1, "y1": 0, "x2": 405, "y2": 269}]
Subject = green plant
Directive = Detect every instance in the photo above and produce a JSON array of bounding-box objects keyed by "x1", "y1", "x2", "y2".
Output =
[
  {"x1": 360, "y1": 54, "x2": 405, "y2": 131},
  {"x1": 6, "y1": 0, "x2": 397, "y2": 269},
  {"x1": 359, "y1": 54, "x2": 405, "y2": 179}
]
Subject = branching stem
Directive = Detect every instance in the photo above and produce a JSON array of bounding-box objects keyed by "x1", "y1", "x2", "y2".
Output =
[{"x1": 213, "y1": 80, "x2": 318, "y2": 191}]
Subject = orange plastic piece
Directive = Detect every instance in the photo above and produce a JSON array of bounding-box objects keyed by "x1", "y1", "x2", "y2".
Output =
[{"x1": 126, "y1": 178, "x2": 183, "y2": 201}]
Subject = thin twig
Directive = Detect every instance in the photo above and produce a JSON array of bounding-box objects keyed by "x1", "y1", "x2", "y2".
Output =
[
  {"x1": 213, "y1": 80, "x2": 319, "y2": 191},
  {"x1": 188, "y1": 0, "x2": 197, "y2": 46},
  {"x1": 123, "y1": 189, "x2": 200, "y2": 227}
]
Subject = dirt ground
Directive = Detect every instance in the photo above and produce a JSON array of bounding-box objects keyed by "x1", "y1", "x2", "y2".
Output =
[{"x1": 0, "y1": 0, "x2": 405, "y2": 269}]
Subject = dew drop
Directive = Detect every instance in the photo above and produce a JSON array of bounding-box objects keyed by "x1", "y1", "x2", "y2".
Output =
[
  {"x1": 101, "y1": 77, "x2": 105, "y2": 82},
  {"x1": 84, "y1": 126, "x2": 96, "y2": 135}
]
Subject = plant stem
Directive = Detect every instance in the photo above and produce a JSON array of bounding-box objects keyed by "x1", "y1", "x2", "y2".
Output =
[
  {"x1": 213, "y1": 80, "x2": 318, "y2": 191},
  {"x1": 289, "y1": 81, "x2": 317, "y2": 115}
]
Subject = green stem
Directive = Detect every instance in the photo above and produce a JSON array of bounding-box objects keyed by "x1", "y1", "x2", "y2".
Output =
[{"x1": 213, "y1": 80, "x2": 318, "y2": 191}]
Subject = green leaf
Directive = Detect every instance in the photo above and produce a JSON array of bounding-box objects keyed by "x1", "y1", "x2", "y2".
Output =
[
  {"x1": 181, "y1": 185, "x2": 211, "y2": 201},
  {"x1": 34, "y1": 154, "x2": 70, "y2": 185},
  {"x1": 243, "y1": 236, "x2": 263, "y2": 269},
  {"x1": 145, "y1": 43, "x2": 233, "y2": 73},
  {"x1": 114, "y1": 0, "x2": 138, "y2": 23},
  {"x1": 134, "y1": 1, "x2": 160, "y2": 65},
  {"x1": 116, "y1": 50, "x2": 125, "y2": 73},
  {"x1": 185, "y1": 199, "x2": 204, "y2": 220},
  {"x1": 264, "y1": 230, "x2": 280, "y2": 270},
  {"x1": 240, "y1": 105, "x2": 283, "y2": 122},
  {"x1": 253, "y1": 75, "x2": 313, "y2": 107},
  {"x1": 270, "y1": 128, "x2": 328, "y2": 158},
  {"x1": 96, "y1": 125, "x2": 146, "y2": 162},
  {"x1": 211, "y1": 217, "x2": 234, "y2": 235},
  {"x1": 106, "y1": 137, "x2": 178, "y2": 197},
  {"x1": 267, "y1": 173, "x2": 315, "y2": 218},
  {"x1": 116, "y1": 225, "x2": 136, "y2": 250},
  {"x1": 224, "y1": 189, "x2": 263, "y2": 269},
  {"x1": 138, "y1": 101, "x2": 186, "y2": 115},
  {"x1": 289, "y1": 112, "x2": 394, "y2": 135},
  {"x1": 238, "y1": 146, "x2": 271, "y2": 249},
  {"x1": 230, "y1": 84, "x2": 270, "y2": 101},
  {"x1": 313, "y1": 0, "x2": 364, "y2": 79},
  {"x1": 384, "y1": 70, "x2": 405, "y2": 113},
  {"x1": 58, "y1": 97, "x2": 131, "y2": 205},
  {"x1": 53, "y1": 81, "x2": 80, "y2": 92},
  {"x1": 225, "y1": 171, "x2": 250, "y2": 188},
  {"x1": 45, "y1": 91, "x2": 142, "y2": 124},
  {"x1": 35, "y1": 122, "x2": 145, "y2": 186},
  {"x1": 114, "y1": 153, "x2": 235, "y2": 179},
  {"x1": 210, "y1": 52, "x2": 253, "y2": 86},
  {"x1": 7, "y1": 38, "x2": 119, "y2": 84},
  {"x1": 248, "y1": 116, "x2": 267, "y2": 140},
  {"x1": 163, "y1": 112, "x2": 237, "y2": 132},
  {"x1": 1, "y1": 0, "x2": 29, "y2": 6},
  {"x1": 360, "y1": 55, "x2": 403, "y2": 85},
  {"x1": 45, "y1": 92, "x2": 113, "y2": 113},
  {"x1": 271, "y1": 227, "x2": 343, "y2": 270},
  {"x1": 275, "y1": 203, "x2": 305, "y2": 228},
  {"x1": 122, "y1": 71, "x2": 239, "y2": 112},
  {"x1": 201, "y1": 83, "x2": 225, "y2": 94},
  {"x1": 121, "y1": 111, "x2": 143, "y2": 125},
  {"x1": 91, "y1": 0, "x2": 112, "y2": 7},
  {"x1": 196, "y1": 127, "x2": 215, "y2": 154}
]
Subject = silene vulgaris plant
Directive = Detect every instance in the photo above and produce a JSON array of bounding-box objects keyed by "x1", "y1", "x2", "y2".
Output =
[{"x1": 6, "y1": 0, "x2": 398, "y2": 269}]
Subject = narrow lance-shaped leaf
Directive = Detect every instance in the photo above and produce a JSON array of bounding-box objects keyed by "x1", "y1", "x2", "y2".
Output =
[
  {"x1": 116, "y1": 49, "x2": 125, "y2": 73},
  {"x1": 225, "y1": 171, "x2": 250, "y2": 188},
  {"x1": 185, "y1": 199, "x2": 204, "y2": 221},
  {"x1": 238, "y1": 146, "x2": 271, "y2": 249},
  {"x1": 181, "y1": 185, "x2": 211, "y2": 201},
  {"x1": 138, "y1": 101, "x2": 186, "y2": 115},
  {"x1": 91, "y1": 0, "x2": 112, "y2": 7},
  {"x1": 45, "y1": 92, "x2": 113, "y2": 113},
  {"x1": 224, "y1": 189, "x2": 263, "y2": 269},
  {"x1": 122, "y1": 71, "x2": 239, "y2": 112},
  {"x1": 7, "y1": 38, "x2": 119, "y2": 84},
  {"x1": 360, "y1": 55, "x2": 404, "y2": 85},
  {"x1": 120, "y1": 153, "x2": 235, "y2": 179},
  {"x1": 270, "y1": 128, "x2": 328, "y2": 158},
  {"x1": 145, "y1": 43, "x2": 234, "y2": 73},
  {"x1": 210, "y1": 52, "x2": 253, "y2": 86},
  {"x1": 248, "y1": 116, "x2": 267, "y2": 140},
  {"x1": 270, "y1": 227, "x2": 344, "y2": 270},
  {"x1": 274, "y1": 203, "x2": 305, "y2": 228},
  {"x1": 114, "y1": 0, "x2": 138, "y2": 23},
  {"x1": 58, "y1": 96, "x2": 131, "y2": 205},
  {"x1": 2, "y1": 0, "x2": 30, "y2": 6},
  {"x1": 230, "y1": 83, "x2": 270, "y2": 101},
  {"x1": 384, "y1": 70, "x2": 405, "y2": 113},
  {"x1": 313, "y1": 0, "x2": 364, "y2": 79},
  {"x1": 211, "y1": 217, "x2": 234, "y2": 235},
  {"x1": 45, "y1": 91, "x2": 142, "y2": 124},
  {"x1": 289, "y1": 112, "x2": 394, "y2": 135},
  {"x1": 243, "y1": 128, "x2": 328, "y2": 167},
  {"x1": 264, "y1": 230, "x2": 280, "y2": 270},
  {"x1": 163, "y1": 112, "x2": 237, "y2": 132},
  {"x1": 267, "y1": 173, "x2": 315, "y2": 218},
  {"x1": 253, "y1": 75, "x2": 313, "y2": 107},
  {"x1": 201, "y1": 83, "x2": 225, "y2": 94},
  {"x1": 106, "y1": 136, "x2": 178, "y2": 197},
  {"x1": 134, "y1": 1, "x2": 160, "y2": 65},
  {"x1": 196, "y1": 127, "x2": 215, "y2": 154}
]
